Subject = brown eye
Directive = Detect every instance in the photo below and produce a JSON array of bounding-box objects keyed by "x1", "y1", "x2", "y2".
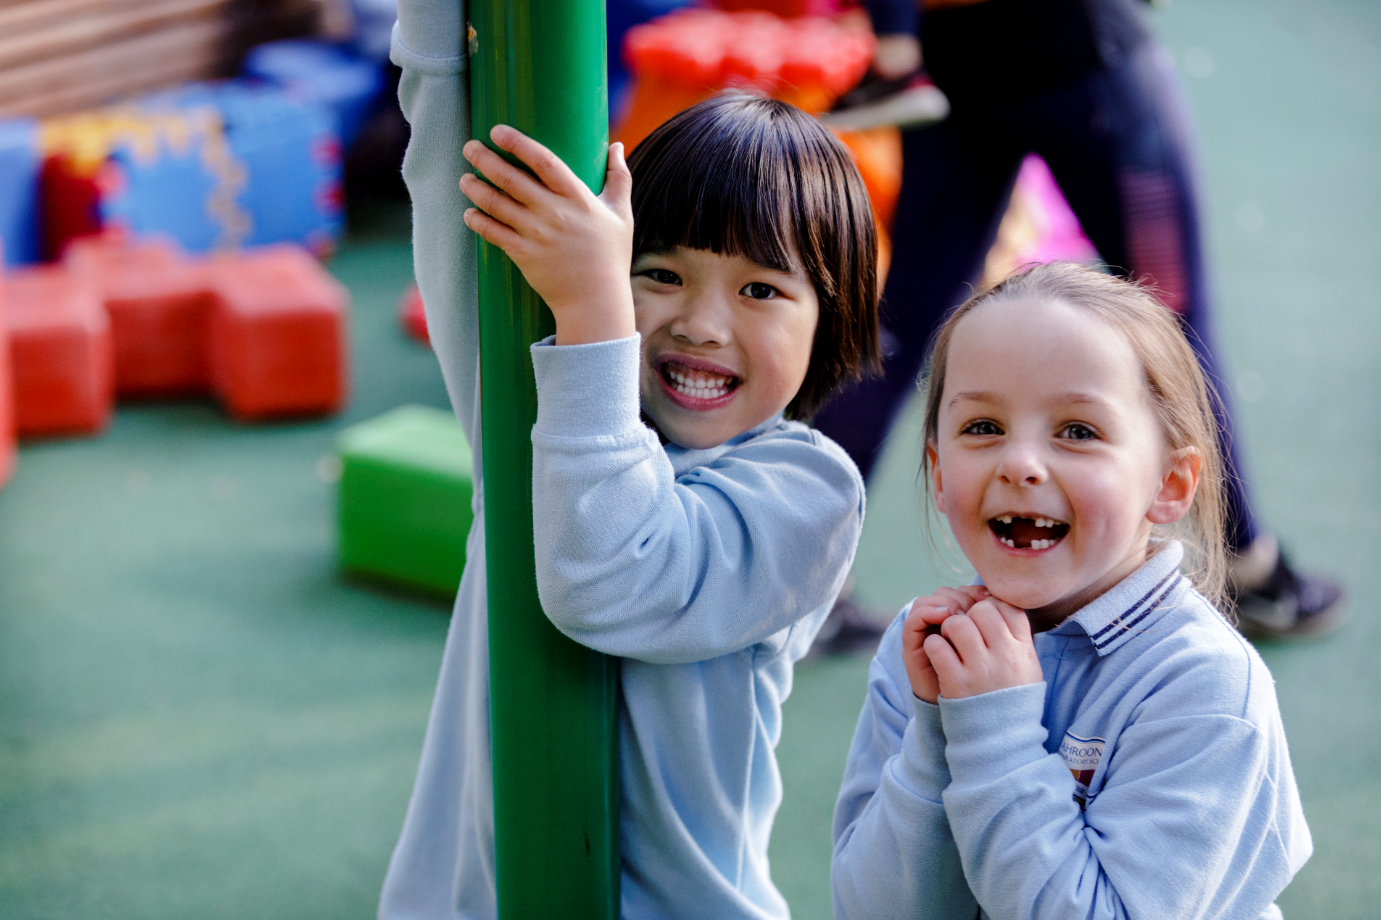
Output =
[
  {"x1": 644, "y1": 268, "x2": 681, "y2": 285},
  {"x1": 961, "y1": 420, "x2": 1002, "y2": 436},
  {"x1": 742, "y1": 282, "x2": 778, "y2": 300}
]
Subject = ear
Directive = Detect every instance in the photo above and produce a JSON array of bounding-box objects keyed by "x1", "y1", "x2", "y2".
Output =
[
  {"x1": 926, "y1": 441, "x2": 947, "y2": 514},
  {"x1": 1147, "y1": 446, "x2": 1199, "y2": 525}
]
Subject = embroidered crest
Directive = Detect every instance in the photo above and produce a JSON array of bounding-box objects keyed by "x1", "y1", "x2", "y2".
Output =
[{"x1": 1059, "y1": 732, "x2": 1105, "y2": 809}]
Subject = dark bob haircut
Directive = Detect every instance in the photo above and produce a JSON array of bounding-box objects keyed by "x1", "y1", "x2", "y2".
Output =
[{"x1": 626, "y1": 92, "x2": 881, "y2": 420}]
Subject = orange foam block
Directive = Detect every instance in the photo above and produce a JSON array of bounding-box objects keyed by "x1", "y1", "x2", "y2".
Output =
[
  {"x1": 208, "y1": 244, "x2": 349, "y2": 420},
  {"x1": 0, "y1": 266, "x2": 15, "y2": 488},
  {"x1": 4, "y1": 266, "x2": 114, "y2": 437},
  {"x1": 63, "y1": 235, "x2": 215, "y2": 398}
]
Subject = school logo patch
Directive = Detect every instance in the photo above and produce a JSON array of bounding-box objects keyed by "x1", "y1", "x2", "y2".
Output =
[{"x1": 1059, "y1": 732, "x2": 1105, "y2": 810}]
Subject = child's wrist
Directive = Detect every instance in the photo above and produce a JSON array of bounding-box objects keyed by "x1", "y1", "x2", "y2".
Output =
[{"x1": 551, "y1": 295, "x2": 636, "y2": 346}]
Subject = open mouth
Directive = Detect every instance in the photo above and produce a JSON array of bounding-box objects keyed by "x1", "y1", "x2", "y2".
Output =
[
  {"x1": 659, "y1": 360, "x2": 740, "y2": 403},
  {"x1": 989, "y1": 514, "x2": 1069, "y2": 551}
]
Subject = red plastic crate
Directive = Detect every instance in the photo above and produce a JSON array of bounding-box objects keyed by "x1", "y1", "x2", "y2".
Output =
[
  {"x1": 4, "y1": 266, "x2": 114, "y2": 437},
  {"x1": 207, "y1": 244, "x2": 349, "y2": 420},
  {"x1": 64, "y1": 235, "x2": 215, "y2": 398}
]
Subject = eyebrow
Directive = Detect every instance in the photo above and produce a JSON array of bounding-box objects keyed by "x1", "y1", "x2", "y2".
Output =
[{"x1": 947, "y1": 391, "x2": 1117, "y2": 411}]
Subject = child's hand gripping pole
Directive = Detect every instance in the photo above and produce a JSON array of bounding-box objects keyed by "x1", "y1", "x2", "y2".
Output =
[{"x1": 462, "y1": 126, "x2": 636, "y2": 346}]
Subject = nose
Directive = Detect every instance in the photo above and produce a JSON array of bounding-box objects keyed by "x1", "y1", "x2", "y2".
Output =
[
  {"x1": 995, "y1": 438, "x2": 1047, "y2": 486},
  {"x1": 669, "y1": 288, "x2": 732, "y2": 347}
]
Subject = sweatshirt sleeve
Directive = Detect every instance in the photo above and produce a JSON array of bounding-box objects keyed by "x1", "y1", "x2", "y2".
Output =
[
  {"x1": 390, "y1": 0, "x2": 483, "y2": 462},
  {"x1": 529, "y1": 337, "x2": 864, "y2": 664},
  {"x1": 831, "y1": 611, "x2": 979, "y2": 920},
  {"x1": 938, "y1": 679, "x2": 1306, "y2": 920}
]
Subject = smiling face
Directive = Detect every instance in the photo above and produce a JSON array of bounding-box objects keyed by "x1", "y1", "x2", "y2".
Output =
[
  {"x1": 632, "y1": 246, "x2": 819, "y2": 450},
  {"x1": 931, "y1": 297, "x2": 1189, "y2": 627}
]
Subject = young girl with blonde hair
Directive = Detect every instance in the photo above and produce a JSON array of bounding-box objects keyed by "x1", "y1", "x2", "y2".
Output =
[{"x1": 832, "y1": 262, "x2": 1311, "y2": 920}]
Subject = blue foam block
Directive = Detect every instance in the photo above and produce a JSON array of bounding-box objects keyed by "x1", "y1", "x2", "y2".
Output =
[
  {"x1": 241, "y1": 40, "x2": 385, "y2": 147},
  {"x1": 125, "y1": 82, "x2": 344, "y2": 253},
  {"x1": 0, "y1": 118, "x2": 41, "y2": 266}
]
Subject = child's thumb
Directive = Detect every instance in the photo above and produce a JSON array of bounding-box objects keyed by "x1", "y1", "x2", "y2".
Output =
[{"x1": 602, "y1": 142, "x2": 633, "y2": 206}]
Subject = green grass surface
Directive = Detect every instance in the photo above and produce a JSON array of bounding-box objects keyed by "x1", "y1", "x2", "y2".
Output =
[{"x1": 2, "y1": 0, "x2": 1378, "y2": 917}]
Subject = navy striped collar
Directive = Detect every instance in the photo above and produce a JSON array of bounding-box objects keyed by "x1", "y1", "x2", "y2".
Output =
[{"x1": 1057, "y1": 542, "x2": 1189, "y2": 656}]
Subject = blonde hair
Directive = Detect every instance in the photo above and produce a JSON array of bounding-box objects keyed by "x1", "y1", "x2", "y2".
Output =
[{"x1": 919, "y1": 262, "x2": 1229, "y2": 610}]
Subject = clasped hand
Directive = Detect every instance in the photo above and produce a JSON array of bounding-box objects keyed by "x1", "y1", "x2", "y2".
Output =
[
  {"x1": 460, "y1": 125, "x2": 636, "y2": 346},
  {"x1": 902, "y1": 586, "x2": 1044, "y2": 704}
]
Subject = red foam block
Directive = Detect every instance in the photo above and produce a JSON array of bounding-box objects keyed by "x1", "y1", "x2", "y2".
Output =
[
  {"x1": 207, "y1": 244, "x2": 349, "y2": 420},
  {"x1": 0, "y1": 265, "x2": 15, "y2": 487},
  {"x1": 399, "y1": 283, "x2": 428, "y2": 345},
  {"x1": 40, "y1": 154, "x2": 104, "y2": 262},
  {"x1": 5, "y1": 266, "x2": 114, "y2": 437},
  {"x1": 64, "y1": 235, "x2": 215, "y2": 398}
]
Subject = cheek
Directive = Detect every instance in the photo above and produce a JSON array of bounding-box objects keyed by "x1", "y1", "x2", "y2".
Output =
[
  {"x1": 932, "y1": 454, "x2": 984, "y2": 524},
  {"x1": 632, "y1": 298, "x2": 663, "y2": 340},
  {"x1": 775, "y1": 314, "x2": 818, "y2": 391}
]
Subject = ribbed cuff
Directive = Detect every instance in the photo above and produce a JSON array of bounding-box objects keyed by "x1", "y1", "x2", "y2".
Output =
[
  {"x1": 896, "y1": 698, "x2": 950, "y2": 799},
  {"x1": 940, "y1": 683, "x2": 1048, "y2": 782},
  {"x1": 392, "y1": 0, "x2": 465, "y2": 70},
  {"x1": 531, "y1": 335, "x2": 642, "y2": 437}
]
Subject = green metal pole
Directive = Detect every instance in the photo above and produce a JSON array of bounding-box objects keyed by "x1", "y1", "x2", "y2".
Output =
[{"x1": 469, "y1": 2, "x2": 619, "y2": 919}]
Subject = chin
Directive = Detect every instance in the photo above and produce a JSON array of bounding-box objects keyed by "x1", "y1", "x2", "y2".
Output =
[{"x1": 978, "y1": 575, "x2": 1064, "y2": 613}]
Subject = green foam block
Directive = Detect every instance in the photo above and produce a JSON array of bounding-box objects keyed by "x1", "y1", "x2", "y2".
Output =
[{"x1": 336, "y1": 405, "x2": 473, "y2": 596}]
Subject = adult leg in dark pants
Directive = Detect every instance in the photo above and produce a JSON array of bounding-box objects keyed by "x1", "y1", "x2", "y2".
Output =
[{"x1": 811, "y1": 43, "x2": 1343, "y2": 650}]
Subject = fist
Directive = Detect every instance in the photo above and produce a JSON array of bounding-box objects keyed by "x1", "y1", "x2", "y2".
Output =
[
  {"x1": 923, "y1": 597, "x2": 1043, "y2": 700},
  {"x1": 902, "y1": 585, "x2": 990, "y2": 703}
]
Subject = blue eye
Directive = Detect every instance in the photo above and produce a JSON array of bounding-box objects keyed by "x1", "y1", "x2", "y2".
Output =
[
  {"x1": 1061, "y1": 423, "x2": 1098, "y2": 441},
  {"x1": 742, "y1": 282, "x2": 778, "y2": 300},
  {"x1": 961, "y1": 420, "x2": 1002, "y2": 436}
]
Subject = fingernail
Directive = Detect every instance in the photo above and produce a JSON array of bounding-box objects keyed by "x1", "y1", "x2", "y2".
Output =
[{"x1": 491, "y1": 124, "x2": 512, "y2": 142}]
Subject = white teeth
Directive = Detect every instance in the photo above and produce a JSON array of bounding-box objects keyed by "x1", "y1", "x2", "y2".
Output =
[
  {"x1": 1002, "y1": 537, "x2": 1015, "y2": 548},
  {"x1": 677, "y1": 380, "x2": 726, "y2": 399},
  {"x1": 667, "y1": 364, "x2": 733, "y2": 399},
  {"x1": 999, "y1": 515, "x2": 1012, "y2": 524}
]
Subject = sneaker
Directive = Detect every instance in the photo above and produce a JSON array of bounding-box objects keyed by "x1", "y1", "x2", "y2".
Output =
[
  {"x1": 808, "y1": 594, "x2": 890, "y2": 658},
  {"x1": 819, "y1": 72, "x2": 950, "y2": 132},
  {"x1": 1231, "y1": 550, "x2": 1347, "y2": 641}
]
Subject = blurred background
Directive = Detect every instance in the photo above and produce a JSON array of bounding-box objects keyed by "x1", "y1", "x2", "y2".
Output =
[{"x1": 0, "y1": 0, "x2": 1376, "y2": 917}]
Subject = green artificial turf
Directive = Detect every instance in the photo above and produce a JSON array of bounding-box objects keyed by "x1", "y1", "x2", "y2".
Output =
[{"x1": 2, "y1": 1, "x2": 1378, "y2": 917}]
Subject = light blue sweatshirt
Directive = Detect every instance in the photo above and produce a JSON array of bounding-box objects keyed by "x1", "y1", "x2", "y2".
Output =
[
  {"x1": 832, "y1": 542, "x2": 1312, "y2": 920},
  {"x1": 380, "y1": 3, "x2": 865, "y2": 918}
]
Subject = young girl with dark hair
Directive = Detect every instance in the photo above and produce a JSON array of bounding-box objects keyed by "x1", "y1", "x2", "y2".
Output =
[
  {"x1": 831, "y1": 263, "x2": 1311, "y2": 920},
  {"x1": 381, "y1": 3, "x2": 880, "y2": 915}
]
